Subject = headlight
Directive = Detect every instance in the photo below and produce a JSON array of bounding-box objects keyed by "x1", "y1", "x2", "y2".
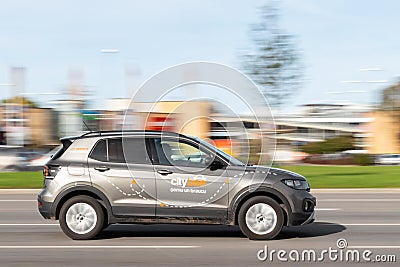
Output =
[{"x1": 282, "y1": 179, "x2": 310, "y2": 191}]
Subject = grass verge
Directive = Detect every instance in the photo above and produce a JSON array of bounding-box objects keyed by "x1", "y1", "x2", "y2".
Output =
[
  {"x1": 282, "y1": 165, "x2": 400, "y2": 188},
  {"x1": 0, "y1": 171, "x2": 43, "y2": 189}
]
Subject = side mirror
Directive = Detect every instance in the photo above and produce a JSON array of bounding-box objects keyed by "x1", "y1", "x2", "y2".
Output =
[{"x1": 210, "y1": 159, "x2": 224, "y2": 171}]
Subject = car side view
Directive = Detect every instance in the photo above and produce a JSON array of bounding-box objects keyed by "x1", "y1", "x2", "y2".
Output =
[{"x1": 38, "y1": 131, "x2": 316, "y2": 240}]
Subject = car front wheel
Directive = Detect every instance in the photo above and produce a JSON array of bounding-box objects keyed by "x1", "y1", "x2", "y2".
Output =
[
  {"x1": 238, "y1": 196, "x2": 284, "y2": 240},
  {"x1": 59, "y1": 196, "x2": 105, "y2": 240}
]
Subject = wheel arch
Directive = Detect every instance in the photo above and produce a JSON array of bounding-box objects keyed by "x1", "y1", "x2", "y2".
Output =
[
  {"x1": 230, "y1": 186, "x2": 292, "y2": 226},
  {"x1": 53, "y1": 186, "x2": 113, "y2": 223}
]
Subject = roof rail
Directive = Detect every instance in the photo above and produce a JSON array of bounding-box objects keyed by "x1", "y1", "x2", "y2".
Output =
[{"x1": 79, "y1": 130, "x2": 181, "y2": 138}]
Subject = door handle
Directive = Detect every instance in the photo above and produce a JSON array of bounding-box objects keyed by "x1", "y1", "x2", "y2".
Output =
[
  {"x1": 94, "y1": 166, "x2": 110, "y2": 172},
  {"x1": 157, "y1": 169, "x2": 173, "y2": 176}
]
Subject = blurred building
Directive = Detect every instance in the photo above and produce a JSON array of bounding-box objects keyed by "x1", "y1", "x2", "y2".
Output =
[
  {"x1": 3, "y1": 95, "x2": 399, "y2": 159},
  {"x1": 0, "y1": 104, "x2": 58, "y2": 146},
  {"x1": 130, "y1": 100, "x2": 212, "y2": 140},
  {"x1": 0, "y1": 102, "x2": 28, "y2": 146},
  {"x1": 273, "y1": 103, "x2": 373, "y2": 155},
  {"x1": 52, "y1": 99, "x2": 84, "y2": 137},
  {"x1": 26, "y1": 107, "x2": 59, "y2": 146},
  {"x1": 365, "y1": 111, "x2": 400, "y2": 154},
  {"x1": 274, "y1": 103, "x2": 372, "y2": 144},
  {"x1": 102, "y1": 98, "x2": 133, "y2": 130}
]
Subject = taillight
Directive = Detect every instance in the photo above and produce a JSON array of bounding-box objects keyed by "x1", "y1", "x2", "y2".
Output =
[
  {"x1": 43, "y1": 165, "x2": 60, "y2": 187},
  {"x1": 43, "y1": 165, "x2": 49, "y2": 177},
  {"x1": 43, "y1": 165, "x2": 60, "y2": 177}
]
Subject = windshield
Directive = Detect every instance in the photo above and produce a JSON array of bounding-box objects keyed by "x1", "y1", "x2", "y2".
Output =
[{"x1": 198, "y1": 138, "x2": 245, "y2": 166}]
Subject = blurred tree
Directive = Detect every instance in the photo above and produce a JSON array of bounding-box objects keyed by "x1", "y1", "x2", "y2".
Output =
[
  {"x1": 300, "y1": 136, "x2": 355, "y2": 154},
  {"x1": 241, "y1": 2, "x2": 303, "y2": 108},
  {"x1": 1, "y1": 96, "x2": 39, "y2": 108},
  {"x1": 380, "y1": 80, "x2": 400, "y2": 110}
]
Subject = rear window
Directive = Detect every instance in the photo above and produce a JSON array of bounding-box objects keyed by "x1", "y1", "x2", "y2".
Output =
[{"x1": 52, "y1": 140, "x2": 72, "y2": 160}]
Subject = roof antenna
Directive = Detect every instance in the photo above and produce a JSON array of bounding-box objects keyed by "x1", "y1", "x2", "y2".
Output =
[{"x1": 83, "y1": 120, "x2": 93, "y2": 132}]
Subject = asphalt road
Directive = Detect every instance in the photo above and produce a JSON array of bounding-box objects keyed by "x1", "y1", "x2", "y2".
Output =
[{"x1": 0, "y1": 189, "x2": 399, "y2": 266}]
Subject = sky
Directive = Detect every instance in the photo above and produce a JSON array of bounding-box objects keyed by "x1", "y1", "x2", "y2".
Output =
[{"x1": 1, "y1": 0, "x2": 400, "y2": 110}]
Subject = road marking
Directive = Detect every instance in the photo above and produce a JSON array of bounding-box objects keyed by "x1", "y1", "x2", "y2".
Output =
[
  {"x1": 344, "y1": 223, "x2": 400, "y2": 226},
  {"x1": 0, "y1": 245, "x2": 199, "y2": 249},
  {"x1": 314, "y1": 208, "x2": 341, "y2": 211},
  {"x1": 319, "y1": 199, "x2": 400, "y2": 202},
  {"x1": 0, "y1": 224, "x2": 59, "y2": 226},
  {"x1": 0, "y1": 210, "x2": 38, "y2": 212},
  {"x1": 0, "y1": 200, "x2": 35, "y2": 202},
  {"x1": 0, "y1": 189, "x2": 40, "y2": 193}
]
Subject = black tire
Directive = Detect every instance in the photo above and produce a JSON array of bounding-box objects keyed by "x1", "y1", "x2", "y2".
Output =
[
  {"x1": 59, "y1": 195, "x2": 105, "y2": 240},
  {"x1": 238, "y1": 196, "x2": 284, "y2": 240}
]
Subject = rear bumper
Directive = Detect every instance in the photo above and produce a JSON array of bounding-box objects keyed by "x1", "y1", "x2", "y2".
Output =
[{"x1": 37, "y1": 195, "x2": 54, "y2": 220}]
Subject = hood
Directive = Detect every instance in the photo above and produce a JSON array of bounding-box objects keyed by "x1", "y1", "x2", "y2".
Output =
[{"x1": 243, "y1": 165, "x2": 306, "y2": 180}]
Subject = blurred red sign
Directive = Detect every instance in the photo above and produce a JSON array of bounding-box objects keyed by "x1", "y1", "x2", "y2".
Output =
[{"x1": 145, "y1": 116, "x2": 175, "y2": 131}]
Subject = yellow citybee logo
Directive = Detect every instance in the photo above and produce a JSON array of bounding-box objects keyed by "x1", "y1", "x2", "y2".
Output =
[{"x1": 171, "y1": 176, "x2": 206, "y2": 188}]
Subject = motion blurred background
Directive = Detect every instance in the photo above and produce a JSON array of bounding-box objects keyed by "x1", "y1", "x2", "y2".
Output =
[{"x1": 1, "y1": 0, "x2": 400, "y2": 188}]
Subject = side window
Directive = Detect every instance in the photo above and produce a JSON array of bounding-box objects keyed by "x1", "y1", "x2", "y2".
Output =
[
  {"x1": 124, "y1": 138, "x2": 151, "y2": 164},
  {"x1": 89, "y1": 137, "x2": 150, "y2": 164},
  {"x1": 153, "y1": 138, "x2": 215, "y2": 167},
  {"x1": 108, "y1": 138, "x2": 125, "y2": 163},
  {"x1": 90, "y1": 139, "x2": 107, "y2": 162}
]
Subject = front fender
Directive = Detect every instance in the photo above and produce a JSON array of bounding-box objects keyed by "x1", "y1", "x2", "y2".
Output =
[{"x1": 228, "y1": 185, "x2": 293, "y2": 226}]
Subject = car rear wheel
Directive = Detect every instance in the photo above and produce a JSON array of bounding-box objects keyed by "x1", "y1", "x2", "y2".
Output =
[
  {"x1": 59, "y1": 196, "x2": 104, "y2": 240},
  {"x1": 238, "y1": 196, "x2": 283, "y2": 240}
]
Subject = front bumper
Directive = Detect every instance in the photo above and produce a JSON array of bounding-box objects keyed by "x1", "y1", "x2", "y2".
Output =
[
  {"x1": 290, "y1": 210, "x2": 315, "y2": 226},
  {"x1": 301, "y1": 210, "x2": 315, "y2": 225},
  {"x1": 273, "y1": 181, "x2": 316, "y2": 226},
  {"x1": 289, "y1": 196, "x2": 316, "y2": 226}
]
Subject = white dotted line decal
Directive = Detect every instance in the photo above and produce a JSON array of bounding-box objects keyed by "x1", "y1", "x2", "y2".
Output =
[
  {"x1": 103, "y1": 176, "x2": 148, "y2": 200},
  {"x1": 102, "y1": 170, "x2": 277, "y2": 208}
]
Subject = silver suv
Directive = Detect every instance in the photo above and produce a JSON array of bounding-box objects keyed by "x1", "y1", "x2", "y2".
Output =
[{"x1": 38, "y1": 131, "x2": 316, "y2": 240}]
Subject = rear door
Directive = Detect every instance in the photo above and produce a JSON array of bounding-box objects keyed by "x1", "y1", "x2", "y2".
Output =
[{"x1": 88, "y1": 137, "x2": 157, "y2": 217}]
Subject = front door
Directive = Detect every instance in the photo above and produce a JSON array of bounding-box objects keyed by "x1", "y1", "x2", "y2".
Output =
[{"x1": 149, "y1": 136, "x2": 229, "y2": 220}]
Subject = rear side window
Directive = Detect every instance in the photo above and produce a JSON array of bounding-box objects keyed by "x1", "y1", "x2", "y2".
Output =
[
  {"x1": 108, "y1": 138, "x2": 125, "y2": 163},
  {"x1": 90, "y1": 139, "x2": 107, "y2": 162},
  {"x1": 89, "y1": 137, "x2": 150, "y2": 164}
]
